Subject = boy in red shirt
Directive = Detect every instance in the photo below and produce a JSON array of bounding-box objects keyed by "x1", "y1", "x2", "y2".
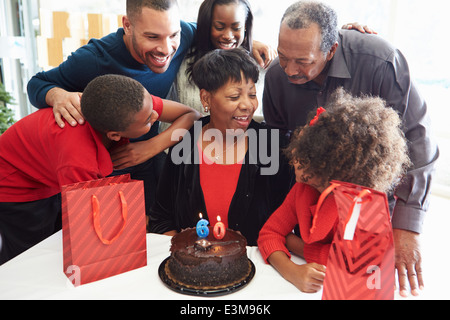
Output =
[
  {"x1": 258, "y1": 88, "x2": 411, "y2": 293},
  {"x1": 0, "y1": 74, "x2": 195, "y2": 265}
]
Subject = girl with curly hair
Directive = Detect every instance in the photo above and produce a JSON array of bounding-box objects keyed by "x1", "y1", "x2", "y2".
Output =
[{"x1": 258, "y1": 88, "x2": 411, "y2": 293}]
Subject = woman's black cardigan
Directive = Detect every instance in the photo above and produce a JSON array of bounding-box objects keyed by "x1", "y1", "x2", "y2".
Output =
[{"x1": 148, "y1": 117, "x2": 294, "y2": 246}]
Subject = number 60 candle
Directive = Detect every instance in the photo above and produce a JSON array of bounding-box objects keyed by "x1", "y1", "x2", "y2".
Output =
[
  {"x1": 196, "y1": 213, "x2": 209, "y2": 238},
  {"x1": 213, "y1": 216, "x2": 226, "y2": 240}
]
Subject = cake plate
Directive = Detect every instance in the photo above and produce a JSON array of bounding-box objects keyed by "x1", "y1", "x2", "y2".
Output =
[{"x1": 158, "y1": 257, "x2": 256, "y2": 297}]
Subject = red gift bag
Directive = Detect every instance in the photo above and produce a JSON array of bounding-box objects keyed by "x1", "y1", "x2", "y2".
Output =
[
  {"x1": 61, "y1": 174, "x2": 147, "y2": 286},
  {"x1": 321, "y1": 181, "x2": 395, "y2": 300}
]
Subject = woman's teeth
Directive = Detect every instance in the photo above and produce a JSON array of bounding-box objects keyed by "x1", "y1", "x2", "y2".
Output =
[{"x1": 220, "y1": 42, "x2": 235, "y2": 49}]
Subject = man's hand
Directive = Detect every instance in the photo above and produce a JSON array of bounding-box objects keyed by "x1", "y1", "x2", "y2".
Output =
[
  {"x1": 394, "y1": 229, "x2": 424, "y2": 297},
  {"x1": 45, "y1": 87, "x2": 84, "y2": 128}
]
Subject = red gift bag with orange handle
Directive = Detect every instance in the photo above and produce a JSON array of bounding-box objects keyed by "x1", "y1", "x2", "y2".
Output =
[
  {"x1": 61, "y1": 174, "x2": 147, "y2": 286},
  {"x1": 321, "y1": 181, "x2": 395, "y2": 300}
]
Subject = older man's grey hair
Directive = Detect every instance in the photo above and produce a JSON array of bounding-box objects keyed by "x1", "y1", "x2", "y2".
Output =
[{"x1": 281, "y1": 1, "x2": 338, "y2": 54}]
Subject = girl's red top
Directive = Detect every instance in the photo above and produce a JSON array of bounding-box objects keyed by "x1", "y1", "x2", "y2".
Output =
[{"x1": 258, "y1": 182, "x2": 339, "y2": 266}]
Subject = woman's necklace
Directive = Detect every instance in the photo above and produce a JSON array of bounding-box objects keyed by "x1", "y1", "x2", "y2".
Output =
[{"x1": 203, "y1": 124, "x2": 247, "y2": 162}]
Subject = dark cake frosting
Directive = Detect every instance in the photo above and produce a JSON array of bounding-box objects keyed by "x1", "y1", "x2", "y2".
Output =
[{"x1": 166, "y1": 227, "x2": 250, "y2": 289}]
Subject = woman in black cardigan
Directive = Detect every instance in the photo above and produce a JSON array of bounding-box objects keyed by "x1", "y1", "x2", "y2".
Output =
[{"x1": 148, "y1": 48, "x2": 293, "y2": 245}]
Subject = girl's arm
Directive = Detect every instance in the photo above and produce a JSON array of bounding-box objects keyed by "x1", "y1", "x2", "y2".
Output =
[
  {"x1": 268, "y1": 251, "x2": 326, "y2": 293},
  {"x1": 285, "y1": 232, "x2": 305, "y2": 257}
]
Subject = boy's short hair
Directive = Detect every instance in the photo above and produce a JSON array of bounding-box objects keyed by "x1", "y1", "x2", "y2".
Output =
[
  {"x1": 192, "y1": 48, "x2": 259, "y2": 92},
  {"x1": 126, "y1": 0, "x2": 178, "y2": 21},
  {"x1": 285, "y1": 88, "x2": 411, "y2": 193},
  {"x1": 81, "y1": 74, "x2": 145, "y2": 132}
]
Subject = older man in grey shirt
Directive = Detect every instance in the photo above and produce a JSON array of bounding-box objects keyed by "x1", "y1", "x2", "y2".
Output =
[{"x1": 263, "y1": 1, "x2": 439, "y2": 297}]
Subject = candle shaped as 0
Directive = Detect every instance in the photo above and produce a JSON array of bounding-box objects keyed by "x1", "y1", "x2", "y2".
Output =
[
  {"x1": 196, "y1": 215, "x2": 209, "y2": 238},
  {"x1": 213, "y1": 216, "x2": 226, "y2": 240}
]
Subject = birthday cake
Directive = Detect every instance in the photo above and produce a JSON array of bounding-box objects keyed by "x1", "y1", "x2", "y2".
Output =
[{"x1": 165, "y1": 227, "x2": 251, "y2": 289}]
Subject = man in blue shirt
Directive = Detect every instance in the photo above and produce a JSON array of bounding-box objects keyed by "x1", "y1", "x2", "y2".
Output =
[
  {"x1": 28, "y1": 0, "x2": 195, "y2": 130},
  {"x1": 27, "y1": 1, "x2": 273, "y2": 212}
]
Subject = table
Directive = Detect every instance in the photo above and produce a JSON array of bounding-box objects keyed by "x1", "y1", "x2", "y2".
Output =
[
  {"x1": 2, "y1": 193, "x2": 449, "y2": 302},
  {"x1": 0, "y1": 232, "x2": 321, "y2": 300}
]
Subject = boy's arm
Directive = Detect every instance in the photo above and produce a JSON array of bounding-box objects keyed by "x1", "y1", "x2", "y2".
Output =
[
  {"x1": 156, "y1": 99, "x2": 202, "y2": 148},
  {"x1": 110, "y1": 100, "x2": 200, "y2": 170}
]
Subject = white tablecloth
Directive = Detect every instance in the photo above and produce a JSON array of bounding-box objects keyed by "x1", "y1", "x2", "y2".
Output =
[
  {"x1": 2, "y1": 195, "x2": 450, "y2": 300},
  {"x1": 0, "y1": 232, "x2": 321, "y2": 300}
]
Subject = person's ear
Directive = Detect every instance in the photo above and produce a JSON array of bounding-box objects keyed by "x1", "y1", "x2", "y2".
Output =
[
  {"x1": 200, "y1": 89, "x2": 212, "y2": 113},
  {"x1": 106, "y1": 131, "x2": 123, "y2": 142},
  {"x1": 122, "y1": 15, "x2": 132, "y2": 35},
  {"x1": 327, "y1": 42, "x2": 339, "y2": 61}
]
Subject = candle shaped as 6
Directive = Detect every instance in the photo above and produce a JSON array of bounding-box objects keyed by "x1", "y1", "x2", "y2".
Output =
[
  {"x1": 213, "y1": 216, "x2": 226, "y2": 240},
  {"x1": 196, "y1": 213, "x2": 209, "y2": 238}
]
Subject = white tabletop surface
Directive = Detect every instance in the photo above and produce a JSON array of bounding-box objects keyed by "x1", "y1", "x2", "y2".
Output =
[
  {"x1": 0, "y1": 231, "x2": 322, "y2": 300},
  {"x1": 1, "y1": 194, "x2": 448, "y2": 300}
]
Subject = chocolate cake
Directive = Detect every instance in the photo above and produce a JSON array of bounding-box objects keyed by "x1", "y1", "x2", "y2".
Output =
[{"x1": 166, "y1": 227, "x2": 251, "y2": 289}]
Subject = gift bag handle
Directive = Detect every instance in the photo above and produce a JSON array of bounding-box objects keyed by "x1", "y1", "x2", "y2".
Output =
[
  {"x1": 342, "y1": 189, "x2": 372, "y2": 240},
  {"x1": 310, "y1": 182, "x2": 341, "y2": 233},
  {"x1": 310, "y1": 183, "x2": 372, "y2": 236},
  {"x1": 92, "y1": 191, "x2": 128, "y2": 245}
]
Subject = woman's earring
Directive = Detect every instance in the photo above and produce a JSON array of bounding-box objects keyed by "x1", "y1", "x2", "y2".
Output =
[{"x1": 204, "y1": 106, "x2": 209, "y2": 113}]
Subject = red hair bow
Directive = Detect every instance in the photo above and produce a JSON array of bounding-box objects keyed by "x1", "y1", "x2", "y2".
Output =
[{"x1": 309, "y1": 107, "x2": 326, "y2": 126}]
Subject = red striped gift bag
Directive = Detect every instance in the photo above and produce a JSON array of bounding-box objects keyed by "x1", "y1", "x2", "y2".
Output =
[
  {"x1": 61, "y1": 174, "x2": 147, "y2": 286},
  {"x1": 321, "y1": 181, "x2": 395, "y2": 300}
]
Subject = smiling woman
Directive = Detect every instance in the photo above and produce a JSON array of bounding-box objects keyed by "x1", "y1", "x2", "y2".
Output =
[
  {"x1": 193, "y1": 50, "x2": 258, "y2": 136},
  {"x1": 201, "y1": 0, "x2": 253, "y2": 52},
  {"x1": 148, "y1": 48, "x2": 293, "y2": 246}
]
